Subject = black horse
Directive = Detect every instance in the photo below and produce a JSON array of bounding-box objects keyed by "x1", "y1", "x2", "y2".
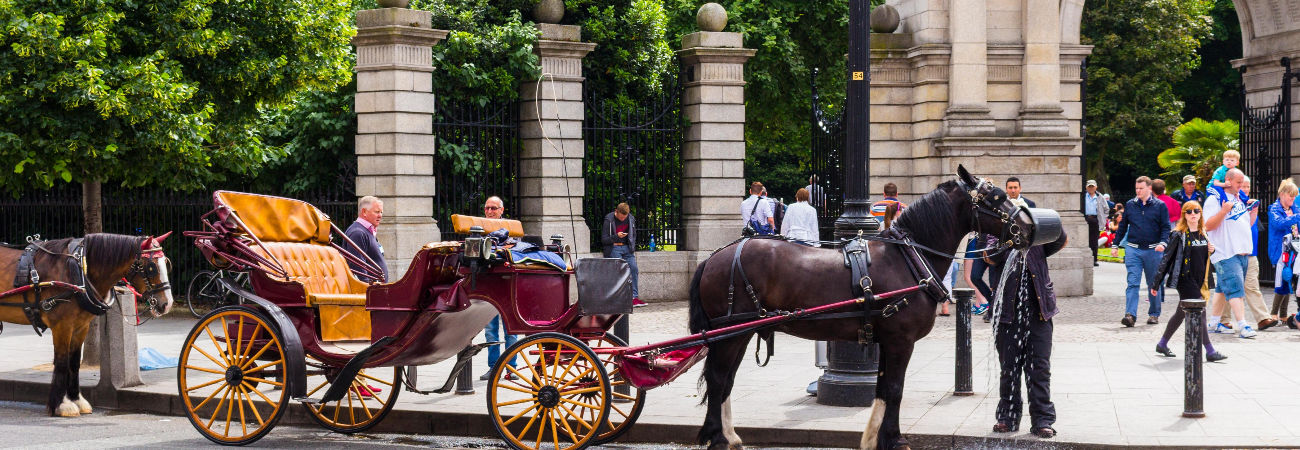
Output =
[{"x1": 687, "y1": 166, "x2": 1038, "y2": 449}]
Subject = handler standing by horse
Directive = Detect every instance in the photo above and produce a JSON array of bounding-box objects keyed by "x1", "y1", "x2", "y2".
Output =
[{"x1": 991, "y1": 230, "x2": 1067, "y2": 439}]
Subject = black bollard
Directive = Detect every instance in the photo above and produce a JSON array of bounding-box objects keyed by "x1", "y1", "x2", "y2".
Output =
[
  {"x1": 456, "y1": 346, "x2": 475, "y2": 395},
  {"x1": 953, "y1": 288, "x2": 974, "y2": 396},
  {"x1": 1181, "y1": 299, "x2": 1205, "y2": 418}
]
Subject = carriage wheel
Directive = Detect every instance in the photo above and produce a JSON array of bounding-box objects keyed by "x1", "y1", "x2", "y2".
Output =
[
  {"x1": 582, "y1": 334, "x2": 645, "y2": 445},
  {"x1": 487, "y1": 333, "x2": 611, "y2": 450},
  {"x1": 302, "y1": 355, "x2": 402, "y2": 433},
  {"x1": 178, "y1": 307, "x2": 288, "y2": 445}
]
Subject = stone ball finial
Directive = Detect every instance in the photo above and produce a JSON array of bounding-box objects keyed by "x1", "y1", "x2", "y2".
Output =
[
  {"x1": 870, "y1": 4, "x2": 900, "y2": 33},
  {"x1": 534, "y1": 0, "x2": 565, "y2": 24},
  {"x1": 376, "y1": 0, "x2": 409, "y2": 7},
  {"x1": 697, "y1": 3, "x2": 727, "y2": 32}
]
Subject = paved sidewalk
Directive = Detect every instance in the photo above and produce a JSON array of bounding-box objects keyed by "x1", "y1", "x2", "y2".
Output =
[{"x1": 2, "y1": 262, "x2": 1300, "y2": 448}]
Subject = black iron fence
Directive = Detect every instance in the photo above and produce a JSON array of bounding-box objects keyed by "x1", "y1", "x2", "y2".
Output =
[
  {"x1": 432, "y1": 99, "x2": 520, "y2": 240},
  {"x1": 0, "y1": 186, "x2": 355, "y2": 298},
  {"x1": 810, "y1": 68, "x2": 847, "y2": 239},
  {"x1": 583, "y1": 72, "x2": 685, "y2": 252}
]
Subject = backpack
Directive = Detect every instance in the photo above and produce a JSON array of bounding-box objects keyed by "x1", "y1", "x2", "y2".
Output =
[{"x1": 772, "y1": 199, "x2": 787, "y2": 233}]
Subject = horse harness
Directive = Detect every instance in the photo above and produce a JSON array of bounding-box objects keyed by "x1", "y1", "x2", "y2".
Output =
[{"x1": 0, "y1": 237, "x2": 121, "y2": 336}]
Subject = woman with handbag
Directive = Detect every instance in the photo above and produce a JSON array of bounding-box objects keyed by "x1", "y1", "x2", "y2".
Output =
[{"x1": 1151, "y1": 200, "x2": 1227, "y2": 362}]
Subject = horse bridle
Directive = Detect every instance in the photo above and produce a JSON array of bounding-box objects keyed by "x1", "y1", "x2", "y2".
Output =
[
  {"x1": 128, "y1": 246, "x2": 172, "y2": 316},
  {"x1": 963, "y1": 177, "x2": 1031, "y2": 250}
]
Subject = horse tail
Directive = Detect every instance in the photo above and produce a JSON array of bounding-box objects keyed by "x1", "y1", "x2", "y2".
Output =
[
  {"x1": 861, "y1": 398, "x2": 886, "y2": 449},
  {"x1": 687, "y1": 257, "x2": 710, "y2": 334}
]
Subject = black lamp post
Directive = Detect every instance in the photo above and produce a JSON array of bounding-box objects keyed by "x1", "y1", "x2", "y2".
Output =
[{"x1": 817, "y1": 0, "x2": 881, "y2": 407}]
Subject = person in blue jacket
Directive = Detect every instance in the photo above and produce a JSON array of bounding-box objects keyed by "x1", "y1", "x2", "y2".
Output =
[{"x1": 1269, "y1": 179, "x2": 1300, "y2": 326}]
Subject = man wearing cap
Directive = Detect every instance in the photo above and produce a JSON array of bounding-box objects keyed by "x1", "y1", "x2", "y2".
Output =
[
  {"x1": 1083, "y1": 180, "x2": 1110, "y2": 267},
  {"x1": 1172, "y1": 175, "x2": 1206, "y2": 206}
]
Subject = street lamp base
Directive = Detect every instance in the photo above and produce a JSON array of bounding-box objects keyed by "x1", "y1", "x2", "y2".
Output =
[{"x1": 815, "y1": 370, "x2": 877, "y2": 406}]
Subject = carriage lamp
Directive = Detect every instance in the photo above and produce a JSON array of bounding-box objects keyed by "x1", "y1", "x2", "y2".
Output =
[
  {"x1": 464, "y1": 226, "x2": 490, "y2": 260},
  {"x1": 549, "y1": 234, "x2": 565, "y2": 251}
]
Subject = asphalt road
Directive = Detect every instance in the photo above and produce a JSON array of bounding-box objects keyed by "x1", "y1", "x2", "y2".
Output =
[{"x1": 0, "y1": 401, "x2": 841, "y2": 449}]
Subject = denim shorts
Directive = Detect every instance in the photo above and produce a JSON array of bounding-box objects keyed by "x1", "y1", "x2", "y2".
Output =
[{"x1": 1214, "y1": 254, "x2": 1249, "y2": 300}]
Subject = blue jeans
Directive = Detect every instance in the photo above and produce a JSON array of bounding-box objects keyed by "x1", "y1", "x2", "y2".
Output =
[
  {"x1": 609, "y1": 245, "x2": 640, "y2": 298},
  {"x1": 1124, "y1": 246, "x2": 1165, "y2": 317},
  {"x1": 484, "y1": 316, "x2": 519, "y2": 369}
]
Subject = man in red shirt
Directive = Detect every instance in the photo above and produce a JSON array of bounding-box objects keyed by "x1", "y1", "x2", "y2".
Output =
[{"x1": 1152, "y1": 179, "x2": 1181, "y2": 225}]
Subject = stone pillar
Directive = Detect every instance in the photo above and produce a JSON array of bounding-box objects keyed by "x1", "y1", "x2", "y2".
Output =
[
  {"x1": 678, "y1": 32, "x2": 755, "y2": 251},
  {"x1": 518, "y1": 24, "x2": 596, "y2": 254},
  {"x1": 353, "y1": 8, "x2": 447, "y2": 275},
  {"x1": 1017, "y1": 0, "x2": 1068, "y2": 136},
  {"x1": 945, "y1": 0, "x2": 995, "y2": 136}
]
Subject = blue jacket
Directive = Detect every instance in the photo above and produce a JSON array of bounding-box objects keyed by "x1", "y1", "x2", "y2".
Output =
[
  {"x1": 344, "y1": 221, "x2": 388, "y2": 282},
  {"x1": 1268, "y1": 200, "x2": 1300, "y2": 263},
  {"x1": 1114, "y1": 196, "x2": 1170, "y2": 248}
]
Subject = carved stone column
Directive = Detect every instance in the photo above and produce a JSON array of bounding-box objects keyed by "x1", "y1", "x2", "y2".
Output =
[
  {"x1": 945, "y1": 0, "x2": 995, "y2": 136},
  {"x1": 678, "y1": 32, "x2": 755, "y2": 251},
  {"x1": 353, "y1": 7, "x2": 447, "y2": 275},
  {"x1": 1018, "y1": 0, "x2": 1068, "y2": 136},
  {"x1": 518, "y1": 24, "x2": 596, "y2": 253}
]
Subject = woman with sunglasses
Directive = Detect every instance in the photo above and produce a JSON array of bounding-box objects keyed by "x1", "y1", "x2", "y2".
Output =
[{"x1": 1151, "y1": 200, "x2": 1228, "y2": 361}]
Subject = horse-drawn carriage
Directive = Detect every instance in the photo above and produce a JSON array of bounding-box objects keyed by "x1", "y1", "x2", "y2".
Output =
[{"x1": 180, "y1": 165, "x2": 1061, "y2": 449}]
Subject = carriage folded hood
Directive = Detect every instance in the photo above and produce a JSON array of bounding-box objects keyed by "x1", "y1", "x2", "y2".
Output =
[{"x1": 214, "y1": 191, "x2": 333, "y2": 245}]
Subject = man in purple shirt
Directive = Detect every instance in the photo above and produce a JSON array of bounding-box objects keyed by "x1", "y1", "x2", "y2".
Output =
[{"x1": 344, "y1": 195, "x2": 388, "y2": 282}]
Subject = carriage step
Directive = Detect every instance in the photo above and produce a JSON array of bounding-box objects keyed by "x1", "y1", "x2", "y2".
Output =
[
  {"x1": 405, "y1": 341, "x2": 499, "y2": 395},
  {"x1": 296, "y1": 335, "x2": 396, "y2": 405}
]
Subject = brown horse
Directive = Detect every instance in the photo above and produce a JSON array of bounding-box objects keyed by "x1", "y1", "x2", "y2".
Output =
[
  {"x1": 687, "y1": 166, "x2": 1039, "y2": 450},
  {"x1": 0, "y1": 233, "x2": 174, "y2": 416}
]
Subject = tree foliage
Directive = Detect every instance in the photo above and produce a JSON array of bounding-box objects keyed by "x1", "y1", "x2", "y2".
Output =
[
  {"x1": 1083, "y1": 0, "x2": 1214, "y2": 194},
  {"x1": 0, "y1": 0, "x2": 355, "y2": 193},
  {"x1": 1175, "y1": 0, "x2": 1241, "y2": 122},
  {"x1": 1156, "y1": 118, "x2": 1239, "y2": 187}
]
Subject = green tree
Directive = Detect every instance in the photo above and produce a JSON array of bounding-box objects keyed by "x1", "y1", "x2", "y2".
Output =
[
  {"x1": 1083, "y1": 0, "x2": 1214, "y2": 194},
  {"x1": 0, "y1": 0, "x2": 354, "y2": 233},
  {"x1": 1156, "y1": 118, "x2": 1238, "y2": 187},
  {"x1": 1176, "y1": 0, "x2": 1241, "y2": 122}
]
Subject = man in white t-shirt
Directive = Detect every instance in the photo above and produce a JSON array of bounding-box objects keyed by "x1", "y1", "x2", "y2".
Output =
[
  {"x1": 1203, "y1": 168, "x2": 1260, "y2": 338},
  {"x1": 740, "y1": 182, "x2": 775, "y2": 235}
]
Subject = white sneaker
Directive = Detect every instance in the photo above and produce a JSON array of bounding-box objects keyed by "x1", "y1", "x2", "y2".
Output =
[
  {"x1": 1209, "y1": 323, "x2": 1233, "y2": 334},
  {"x1": 1238, "y1": 325, "x2": 1257, "y2": 339}
]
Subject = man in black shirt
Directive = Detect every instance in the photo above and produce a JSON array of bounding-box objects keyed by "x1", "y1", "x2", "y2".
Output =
[{"x1": 601, "y1": 203, "x2": 644, "y2": 307}]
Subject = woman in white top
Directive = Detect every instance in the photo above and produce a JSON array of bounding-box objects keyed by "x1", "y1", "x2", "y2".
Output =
[{"x1": 781, "y1": 188, "x2": 820, "y2": 245}]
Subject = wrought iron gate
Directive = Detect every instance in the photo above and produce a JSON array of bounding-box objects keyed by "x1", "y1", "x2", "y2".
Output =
[
  {"x1": 582, "y1": 72, "x2": 685, "y2": 252},
  {"x1": 1240, "y1": 57, "x2": 1295, "y2": 276},
  {"x1": 431, "y1": 100, "x2": 520, "y2": 240},
  {"x1": 810, "y1": 68, "x2": 847, "y2": 239}
]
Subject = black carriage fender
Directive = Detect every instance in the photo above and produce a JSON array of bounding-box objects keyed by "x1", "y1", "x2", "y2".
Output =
[{"x1": 217, "y1": 277, "x2": 307, "y2": 399}]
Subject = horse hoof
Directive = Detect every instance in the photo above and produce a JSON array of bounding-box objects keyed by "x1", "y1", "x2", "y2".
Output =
[
  {"x1": 55, "y1": 399, "x2": 81, "y2": 417},
  {"x1": 73, "y1": 397, "x2": 92, "y2": 414}
]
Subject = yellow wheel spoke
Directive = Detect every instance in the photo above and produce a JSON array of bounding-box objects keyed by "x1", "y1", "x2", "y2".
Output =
[
  {"x1": 557, "y1": 403, "x2": 595, "y2": 431},
  {"x1": 506, "y1": 365, "x2": 539, "y2": 389},
  {"x1": 495, "y1": 397, "x2": 535, "y2": 408},
  {"x1": 185, "y1": 365, "x2": 226, "y2": 376},
  {"x1": 240, "y1": 385, "x2": 266, "y2": 427},
  {"x1": 192, "y1": 345, "x2": 228, "y2": 370},
  {"x1": 201, "y1": 327, "x2": 230, "y2": 367},
  {"x1": 185, "y1": 377, "x2": 225, "y2": 393},
  {"x1": 241, "y1": 340, "x2": 276, "y2": 370},
  {"x1": 555, "y1": 349, "x2": 581, "y2": 385},
  {"x1": 516, "y1": 407, "x2": 541, "y2": 439},
  {"x1": 559, "y1": 386, "x2": 602, "y2": 396},
  {"x1": 242, "y1": 381, "x2": 277, "y2": 407},
  {"x1": 534, "y1": 407, "x2": 546, "y2": 450},
  {"x1": 237, "y1": 325, "x2": 262, "y2": 368},
  {"x1": 612, "y1": 391, "x2": 637, "y2": 401},
  {"x1": 560, "y1": 397, "x2": 601, "y2": 411},
  {"x1": 347, "y1": 387, "x2": 357, "y2": 425},
  {"x1": 357, "y1": 372, "x2": 395, "y2": 387},
  {"x1": 502, "y1": 403, "x2": 539, "y2": 427},
  {"x1": 235, "y1": 385, "x2": 248, "y2": 436},
  {"x1": 245, "y1": 359, "x2": 283, "y2": 375},
  {"x1": 206, "y1": 387, "x2": 232, "y2": 428},
  {"x1": 332, "y1": 396, "x2": 342, "y2": 423},
  {"x1": 527, "y1": 344, "x2": 547, "y2": 385},
  {"x1": 305, "y1": 379, "x2": 329, "y2": 397},
  {"x1": 350, "y1": 385, "x2": 375, "y2": 419},
  {"x1": 221, "y1": 317, "x2": 235, "y2": 370},
  {"x1": 497, "y1": 383, "x2": 537, "y2": 395},
  {"x1": 610, "y1": 403, "x2": 630, "y2": 418},
  {"x1": 242, "y1": 376, "x2": 284, "y2": 387},
  {"x1": 555, "y1": 405, "x2": 581, "y2": 443},
  {"x1": 558, "y1": 366, "x2": 597, "y2": 391},
  {"x1": 549, "y1": 407, "x2": 561, "y2": 449},
  {"x1": 194, "y1": 384, "x2": 229, "y2": 411},
  {"x1": 234, "y1": 316, "x2": 245, "y2": 364}
]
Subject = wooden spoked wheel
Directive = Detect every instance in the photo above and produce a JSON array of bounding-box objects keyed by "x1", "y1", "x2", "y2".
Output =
[
  {"x1": 584, "y1": 334, "x2": 645, "y2": 445},
  {"x1": 178, "y1": 307, "x2": 288, "y2": 445},
  {"x1": 302, "y1": 355, "x2": 402, "y2": 433},
  {"x1": 487, "y1": 333, "x2": 611, "y2": 450}
]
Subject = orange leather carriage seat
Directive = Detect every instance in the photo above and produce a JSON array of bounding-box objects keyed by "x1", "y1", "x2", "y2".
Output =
[
  {"x1": 215, "y1": 191, "x2": 371, "y2": 342},
  {"x1": 450, "y1": 214, "x2": 524, "y2": 237}
]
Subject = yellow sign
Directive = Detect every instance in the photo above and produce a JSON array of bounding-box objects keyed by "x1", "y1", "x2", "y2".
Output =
[{"x1": 852, "y1": 71, "x2": 864, "y2": 81}]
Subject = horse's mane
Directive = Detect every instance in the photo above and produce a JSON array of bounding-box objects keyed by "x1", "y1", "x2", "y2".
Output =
[
  {"x1": 892, "y1": 179, "x2": 961, "y2": 236},
  {"x1": 41, "y1": 234, "x2": 144, "y2": 268}
]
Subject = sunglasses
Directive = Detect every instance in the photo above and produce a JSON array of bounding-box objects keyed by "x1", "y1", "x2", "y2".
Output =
[
  {"x1": 1185, "y1": 209, "x2": 1201, "y2": 215},
  {"x1": 485, "y1": 206, "x2": 502, "y2": 211}
]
